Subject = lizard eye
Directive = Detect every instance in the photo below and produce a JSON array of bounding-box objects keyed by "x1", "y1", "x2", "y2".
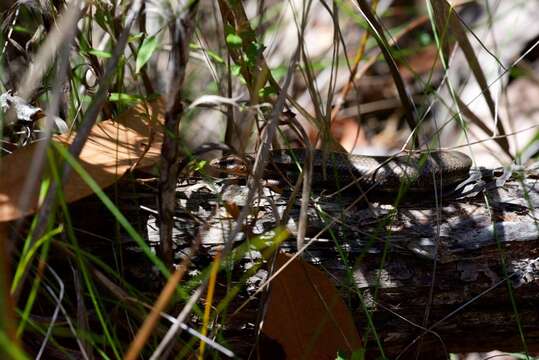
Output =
[
  {"x1": 220, "y1": 158, "x2": 243, "y2": 169},
  {"x1": 209, "y1": 156, "x2": 249, "y2": 175}
]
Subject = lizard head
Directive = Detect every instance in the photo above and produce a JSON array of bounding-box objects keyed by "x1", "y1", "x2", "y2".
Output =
[{"x1": 209, "y1": 154, "x2": 254, "y2": 176}]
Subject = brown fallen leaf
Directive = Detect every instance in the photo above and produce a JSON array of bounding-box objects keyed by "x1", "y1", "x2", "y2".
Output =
[
  {"x1": 0, "y1": 99, "x2": 164, "y2": 222},
  {"x1": 261, "y1": 253, "x2": 362, "y2": 359},
  {"x1": 224, "y1": 201, "x2": 240, "y2": 219}
]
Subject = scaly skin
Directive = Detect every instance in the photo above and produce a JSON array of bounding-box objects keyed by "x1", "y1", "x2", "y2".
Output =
[{"x1": 210, "y1": 149, "x2": 472, "y2": 192}]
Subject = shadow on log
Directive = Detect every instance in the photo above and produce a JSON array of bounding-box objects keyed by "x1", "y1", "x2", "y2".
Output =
[{"x1": 17, "y1": 168, "x2": 538, "y2": 358}]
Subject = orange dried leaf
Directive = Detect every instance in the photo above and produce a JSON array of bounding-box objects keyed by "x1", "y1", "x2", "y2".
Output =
[
  {"x1": 0, "y1": 99, "x2": 165, "y2": 222},
  {"x1": 262, "y1": 253, "x2": 362, "y2": 358},
  {"x1": 224, "y1": 201, "x2": 240, "y2": 219}
]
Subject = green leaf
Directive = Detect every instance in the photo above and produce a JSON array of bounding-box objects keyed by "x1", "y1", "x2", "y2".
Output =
[
  {"x1": 509, "y1": 67, "x2": 527, "y2": 79},
  {"x1": 271, "y1": 66, "x2": 287, "y2": 80},
  {"x1": 87, "y1": 49, "x2": 112, "y2": 58},
  {"x1": 78, "y1": 36, "x2": 90, "y2": 53},
  {"x1": 418, "y1": 32, "x2": 432, "y2": 46},
  {"x1": 194, "y1": 160, "x2": 208, "y2": 172},
  {"x1": 189, "y1": 43, "x2": 224, "y2": 64},
  {"x1": 0, "y1": 331, "x2": 29, "y2": 360},
  {"x1": 13, "y1": 25, "x2": 32, "y2": 35},
  {"x1": 205, "y1": 49, "x2": 224, "y2": 64},
  {"x1": 231, "y1": 64, "x2": 241, "y2": 77},
  {"x1": 226, "y1": 33, "x2": 243, "y2": 47},
  {"x1": 129, "y1": 32, "x2": 144, "y2": 42},
  {"x1": 108, "y1": 92, "x2": 141, "y2": 105},
  {"x1": 245, "y1": 41, "x2": 265, "y2": 67},
  {"x1": 258, "y1": 85, "x2": 277, "y2": 98},
  {"x1": 136, "y1": 35, "x2": 158, "y2": 73}
]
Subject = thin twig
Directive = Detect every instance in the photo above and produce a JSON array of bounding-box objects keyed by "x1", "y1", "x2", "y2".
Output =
[{"x1": 158, "y1": 0, "x2": 199, "y2": 267}]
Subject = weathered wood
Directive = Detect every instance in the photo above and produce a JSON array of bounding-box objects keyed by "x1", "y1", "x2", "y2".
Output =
[
  {"x1": 163, "y1": 169, "x2": 539, "y2": 357},
  {"x1": 70, "y1": 169, "x2": 539, "y2": 358}
]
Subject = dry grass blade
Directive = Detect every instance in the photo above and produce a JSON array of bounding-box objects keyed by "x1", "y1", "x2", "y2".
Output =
[
  {"x1": 16, "y1": 1, "x2": 83, "y2": 101},
  {"x1": 364, "y1": 16, "x2": 430, "y2": 85},
  {"x1": 296, "y1": 145, "x2": 313, "y2": 253},
  {"x1": 224, "y1": 46, "x2": 300, "y2": 255},
  {"x1": 150, "y1": 284, "x2": 206, "y2": 359},
  {"x1": 71, "y1": 266, "x2": 92, "y2": 360},
  {"x1": 198, "y1": 251, "x2": 221, "y2": 359},
  {"x1": 2, "y1": 1, "x2": 536, "y2": 358},
  {"x1": 216, "y1": 0, "x2": 320, "y2": 142},
  {"x1": 396, "y1": 273, "x2": 518, "y2": 359},
  {"x1": 10, "y1": 0, "x2": 83, "y2": 247},
  {"x1": 354, "y1": 0, "x2": 418, "y2": 143},
  {"x1": 429, "y1": 0, "x2": 511, "y2": 157},
  {"x1": 330, "y1": 0, "x2": 379, "y2": 123},
  {"x1": 12, "y1": 0, "x2": 144, "y2": 299},
  {"x1": 123, "y1": 261, "x2": 190, "y2": 360},
  {"x1": 455, "y1": 96, "x2": 500, "y2": 144}
]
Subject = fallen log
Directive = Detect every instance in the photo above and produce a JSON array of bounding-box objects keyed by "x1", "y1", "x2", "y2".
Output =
[{"x1": 65, "y1": 166, "x2": 539, "y2": 358}]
